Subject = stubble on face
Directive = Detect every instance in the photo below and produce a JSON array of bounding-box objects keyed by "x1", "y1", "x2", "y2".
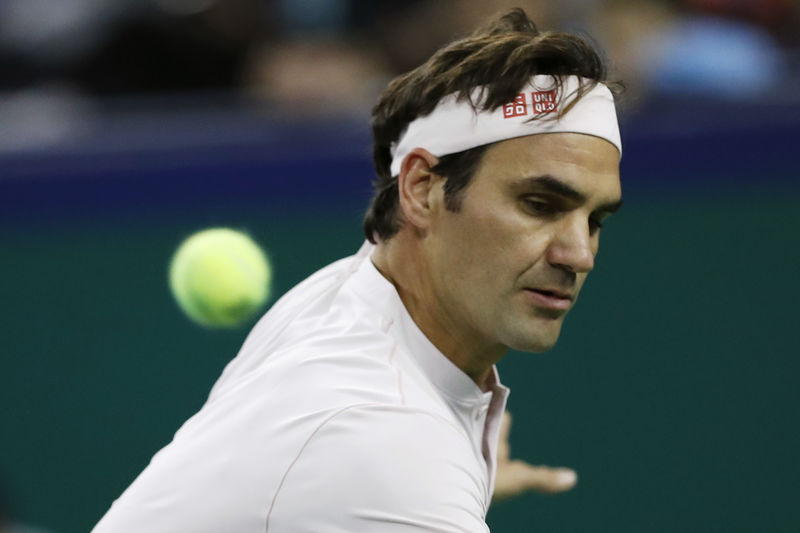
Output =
[{"x1": 425, "y1": 133, "x2": 622, "y2": 360}]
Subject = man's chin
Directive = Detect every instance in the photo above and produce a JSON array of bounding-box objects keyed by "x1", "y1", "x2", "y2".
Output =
[
  {"x1": 506, "y1": 328, "x2": 562, "y2": 353},
  {"x1": 495, "y1": 310, "x2": 566, "y2": 352}
]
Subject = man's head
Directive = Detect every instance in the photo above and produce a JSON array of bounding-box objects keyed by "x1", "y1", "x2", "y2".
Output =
[
  {"x1": 364, "y1": 8, "x2": 620, "y2": 243},
  {"x1": 366, "y1": 9, "x2": 623, "y2": 367}
]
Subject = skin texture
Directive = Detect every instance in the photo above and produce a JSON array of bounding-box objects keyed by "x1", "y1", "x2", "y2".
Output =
[{"x1": 372, "y1": 132, "x2": 622, "y2": 498}]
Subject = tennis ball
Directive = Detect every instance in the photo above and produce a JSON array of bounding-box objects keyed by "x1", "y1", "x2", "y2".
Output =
[{"x1": 169, "y1": 228, "x2": 271, "y2": 327}]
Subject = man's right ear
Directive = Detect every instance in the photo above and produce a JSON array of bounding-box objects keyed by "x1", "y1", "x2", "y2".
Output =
[{"x1": 396, "y1": 148, "x2": 440, "y2": 230}]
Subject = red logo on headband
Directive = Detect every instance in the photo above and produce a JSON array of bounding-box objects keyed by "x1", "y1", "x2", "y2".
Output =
[
  {"x1": 532, "y1": 90, "x2": 557, "y2": 114},
  {"x1": 503, "y1": 94, "x2": 528, "y2": 118},
  {"x1": 503, "y1": 90, "x2": 558, "y2": 118}
]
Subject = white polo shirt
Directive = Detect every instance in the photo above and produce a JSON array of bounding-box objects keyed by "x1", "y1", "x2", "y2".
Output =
[{"x1": 93, "y1": 242, "x2": 510, "y2": 532}]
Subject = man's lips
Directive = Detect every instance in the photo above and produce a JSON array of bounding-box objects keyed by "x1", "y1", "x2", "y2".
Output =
[{"x1": 524, "y1": 288, "x2": 573, "y2": 310}]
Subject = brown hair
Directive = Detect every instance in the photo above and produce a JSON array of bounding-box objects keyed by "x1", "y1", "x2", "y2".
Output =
[{"x1": 363, "y1": 8, "x2": 618, "y2": 243}]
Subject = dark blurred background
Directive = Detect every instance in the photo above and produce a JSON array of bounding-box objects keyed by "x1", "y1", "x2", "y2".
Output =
[{"x1": 1, "y1": 1, "x2": 799, "y2": 532}]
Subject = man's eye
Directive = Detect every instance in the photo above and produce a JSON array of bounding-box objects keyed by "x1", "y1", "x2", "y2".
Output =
[
  {"x1": 589, "y1": 217, "x2": 604, "y2": 233},
  {"x1": 523, "y1": 198, "x2": 557, "y2": 214}
]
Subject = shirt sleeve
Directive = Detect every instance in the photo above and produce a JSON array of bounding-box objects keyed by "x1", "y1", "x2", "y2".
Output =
[
  {"x1": 266, "y1": 405, "x2": 491, "y2": 533},
  {"x1": 90, "y1": 417, "x2": 273, "y2": 533}
]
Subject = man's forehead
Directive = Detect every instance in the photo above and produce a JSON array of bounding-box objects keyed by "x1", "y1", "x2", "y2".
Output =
[
  {"x1": 490, "y1": 130, "x2": 619, "y2": 157},
  {"x1": 481, "y1": 133, "x2": 620, "y2": 178}
]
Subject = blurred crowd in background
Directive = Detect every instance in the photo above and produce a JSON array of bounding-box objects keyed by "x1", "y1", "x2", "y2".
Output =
[{"x1": 0, "y1": 0, "x2": 799, "y2": 152}]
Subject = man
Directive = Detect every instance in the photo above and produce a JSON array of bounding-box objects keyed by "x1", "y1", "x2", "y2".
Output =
[{"x1": 94, "y1": 8, "x2": 622, "y2": 532}]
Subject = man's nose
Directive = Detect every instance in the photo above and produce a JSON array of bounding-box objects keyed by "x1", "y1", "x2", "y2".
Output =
[{"x1": 546, "y1": 216, "x2": 596, "y2": 274}]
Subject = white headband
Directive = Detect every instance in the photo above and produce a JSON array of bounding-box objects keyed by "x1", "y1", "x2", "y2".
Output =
[{"x1": 389, "y1": 75, "x2": 621, "y2": 176}]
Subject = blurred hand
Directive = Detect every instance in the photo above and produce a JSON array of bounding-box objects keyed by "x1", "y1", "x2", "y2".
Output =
[{"x1": 492, "y1": 412, "x2": 578, "y2": 502}]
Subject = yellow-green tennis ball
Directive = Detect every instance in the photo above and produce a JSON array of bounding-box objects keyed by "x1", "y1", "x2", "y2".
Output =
[{"x1": 169, "y1": 228, "x2": 271, "y2": 327}]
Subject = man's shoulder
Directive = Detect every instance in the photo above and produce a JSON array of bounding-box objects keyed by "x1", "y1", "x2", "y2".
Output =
[
  {"x1": 208, "y1": 244, "x2": 374, "y2": 398},
  {"x1": 190, "y1": 328, "x2": 414, "y2": 442},
  {"x1": 230, "y1": 322, "x2": 403, "y2": 403},
  {"x1": 209, "y1": 298, "x2": 399, "y2": 408}
]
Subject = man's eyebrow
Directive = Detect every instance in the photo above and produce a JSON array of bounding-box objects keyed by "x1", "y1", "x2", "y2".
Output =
[
  {"x1": 520, "y1": 175, "x2": 586, "y2": 202},
  {"x1": 519, "y1": 174, "x2": 623, "y2": 214},
  {"x1": 598, "y1": 198, "x2": 623, "y2": 215}
]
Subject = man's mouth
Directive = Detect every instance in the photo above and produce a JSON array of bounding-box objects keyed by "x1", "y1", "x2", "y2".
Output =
[{"x1": 524, "y1": 288, "x2": 573, "y2": 311}]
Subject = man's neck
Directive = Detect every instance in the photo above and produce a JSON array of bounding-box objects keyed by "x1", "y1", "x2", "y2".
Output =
[{"x1": 372, "y1": 237, "x2": 505, "y2": 390}]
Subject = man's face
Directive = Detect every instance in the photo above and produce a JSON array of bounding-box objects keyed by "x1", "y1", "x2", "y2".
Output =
[{"x1": 425, "y1": 132, "x2": 622, "y2": 354}]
